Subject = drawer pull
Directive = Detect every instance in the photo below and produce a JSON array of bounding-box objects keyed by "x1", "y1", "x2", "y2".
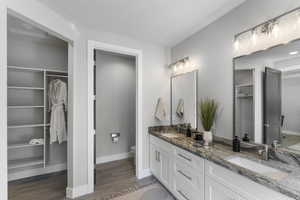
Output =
[
  {"x1": 177, "y1": 170, "x2": 192, "y2": 181},
  {"x1": 177, "y1": 190, "x2": 190, "y2": 200},
  {"x1": 178, "y1": 153, "x2": 192, "y2": 162}
]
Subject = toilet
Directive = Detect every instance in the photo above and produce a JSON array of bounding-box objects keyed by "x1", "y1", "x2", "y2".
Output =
[{"x1": 130, "y1": 146, "x2": 136, "y2": 165}]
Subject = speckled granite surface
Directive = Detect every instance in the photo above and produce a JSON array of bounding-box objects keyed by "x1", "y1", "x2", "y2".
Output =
[{"x1": 149, "y1": 126, "x2": 300, "y2": 200}]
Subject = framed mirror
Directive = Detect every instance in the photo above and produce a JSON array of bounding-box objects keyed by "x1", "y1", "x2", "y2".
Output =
[
  {"x1": 234, "y1": 39, "x2": 300, "y2": 153},
  {"x1": 171, "y1": 70, "x2": 198, "y2": 129}
]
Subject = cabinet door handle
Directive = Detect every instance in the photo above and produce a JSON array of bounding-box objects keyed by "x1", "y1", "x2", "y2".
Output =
[
  {"x1": 177, "y1": 170, "x2": 192, "y2": 181},
  {"x1": 155, "y1": 151, "x2": 158, "y2": 161},
  {"x1": 178, "y1": 153, "x2": 192, "y2": 162},
  {"x1": 177, "y1": 190, "x2": 190, "y2": 200}
]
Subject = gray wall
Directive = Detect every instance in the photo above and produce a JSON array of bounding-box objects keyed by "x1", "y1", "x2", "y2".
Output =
[
  {"x1": 8, "y1": 33, "x2": 67, "y2": 70},
  {"x1": 96, "y1": 51, "x2": 136, "y2": 158},
  {"x1": 171, "y1": 0, "x2": 300, "y2": 139},
  {"x1": 282, "y1": 77, "x2": 300, "y2": 134}
]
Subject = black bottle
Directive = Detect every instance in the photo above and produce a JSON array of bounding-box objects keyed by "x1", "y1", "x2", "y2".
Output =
[
  {"x1": 242, "y1": 133, "x2": 250, "y2": 142},
  {"x1": 233, "y1": 136, "x2": 240, "y2": 152},
  {"x1": 186, "y1": 125, "x2": 192, "y2": 137}
]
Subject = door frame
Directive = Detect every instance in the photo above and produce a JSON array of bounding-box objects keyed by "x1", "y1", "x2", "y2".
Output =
[
  {"x1": 87, "y1": 40, "x2": 143, "y2": 192},
  {"x1": 0, "y1": 2, "x2": 77, "y2": 199}
]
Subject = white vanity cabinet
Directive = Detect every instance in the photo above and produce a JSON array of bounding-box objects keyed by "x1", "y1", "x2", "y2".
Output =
[
  {"x1": 149, "y1": 135, "x2": 294, "y2": 200},
  {"x1": 150, "y1": 136, "x2": 173, "y2": 189}
]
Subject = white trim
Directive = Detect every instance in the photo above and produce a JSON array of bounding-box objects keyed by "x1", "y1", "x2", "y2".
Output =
[
  {"x1": 0, "y1": 2, "x2": 78, "y2": 200},
  {"x1": 282, "y1": 130, "x2": 300, "y2": 136},
  {"x1": 66, "y1": 184, "x2": 90, "y2": 199},
  {"x1": 8, "y1": 163, "x2": 67, "y2": 181},
  {"x1": 96, "y1": 152, "x2": 132, "y2": 164},
  {"x1": 87, "y1": 40, "x2": 143, "y2": 194},
  {"x1": 138, "y1": 168, "x2": 152, "y2": 179},
  {"x1": 0, "y1": 3, "x2": 7, "y2": 200}
]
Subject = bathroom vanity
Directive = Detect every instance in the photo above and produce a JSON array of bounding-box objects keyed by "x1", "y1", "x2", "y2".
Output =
[{"x1": 149, "y1": 128, "x2": 298, "y2": 200}]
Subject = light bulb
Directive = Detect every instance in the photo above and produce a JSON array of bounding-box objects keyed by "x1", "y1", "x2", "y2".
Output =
[
  {"x1": 252, "y1": 31, "x2": 257, "y2": 45},
  {"x1": 174, "y1": 65, "x2": 177, "y2": 72},
  {"x1": 272, "y1": 24, "x2": 279, "y2": 38},
  {"x1": 234, "y1": 39, "x2": 240, "y2": 51},
  {"x1": 184, "y1": 60, "x2": 191, "y2": 69}
]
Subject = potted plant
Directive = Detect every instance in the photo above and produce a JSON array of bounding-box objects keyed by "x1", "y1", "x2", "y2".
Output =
[{"x1": 199, "y1": 98, "x2": 218, "y2": 146}]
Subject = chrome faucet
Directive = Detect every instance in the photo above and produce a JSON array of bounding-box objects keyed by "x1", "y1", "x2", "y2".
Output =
[{"x1": 258, "y1": 144, "x2": 269, "y2": 161}]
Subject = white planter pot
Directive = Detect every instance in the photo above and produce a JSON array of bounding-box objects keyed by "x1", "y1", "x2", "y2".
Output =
[{"x1": 203, "y1": 131, "x2": 213, "y2": 146}]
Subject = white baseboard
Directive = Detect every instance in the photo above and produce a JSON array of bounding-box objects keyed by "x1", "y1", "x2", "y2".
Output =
[
  {"x1": 8, "y1": 163, "x2": 67, "y2": 181},
  {"x1": 282, "y1": 130, "x2": 300, "y2": 136},
  {"x1": 138, "y1": 168, "x2": 152, "y2": 179},
  {"x1": 66, "y1": 184, "x2": 92, "y2": 199},
  {"x1": 96, "y1": 152, "x2": 132, "y2": 164}
]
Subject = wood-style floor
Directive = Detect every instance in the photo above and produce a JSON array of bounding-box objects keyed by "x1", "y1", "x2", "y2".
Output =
[{"x1": 8, "y1": 158, "x2": 156, "y2": 200}]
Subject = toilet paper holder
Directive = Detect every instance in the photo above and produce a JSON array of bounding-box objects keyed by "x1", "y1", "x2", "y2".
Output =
[{"x1": 111, "y1": 132, "x2": 120, "y2": 143}]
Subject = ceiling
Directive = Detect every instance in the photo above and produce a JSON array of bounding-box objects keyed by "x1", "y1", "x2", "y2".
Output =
[{"x1": 37, "y1": 0, "x2": 246, "y2": 46}]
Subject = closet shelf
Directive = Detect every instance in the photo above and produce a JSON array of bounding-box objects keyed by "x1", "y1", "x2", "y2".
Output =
[
  {"x1": 8, "y1": 105, "x2": 45, "y2": 109},
  {"x1": 8, "y1": 157, "x2": 44, "y2": 170},
  {"x1": 8, "y1": 143, "x2": 44, "y2": 150},
  {"x1": 237, "y1": 95, "x2": 253, "y2": 98},
  {"x1": 8, "y1": 124, "x2": 45, "y2": 129},
  {"x1": 235, "y1": 83, "x2": 253, "y2": 88},
  {"x1": 8, "y1": 66, "x2": 68, "y2": 73},
  {"x1": 8, "y1": 86, "x2": 44, "y2": 90}
]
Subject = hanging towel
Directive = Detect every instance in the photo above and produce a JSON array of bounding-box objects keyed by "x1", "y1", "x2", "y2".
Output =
[
  {"x1": 176, "y1": 99, "x2": 184, "y2": 118},
  {"x1": 155, "y1": 98, "x2": 167, "y2": 121},
  {"x1": 48, "y1": 79, "x2": 68, "y2": 144}
]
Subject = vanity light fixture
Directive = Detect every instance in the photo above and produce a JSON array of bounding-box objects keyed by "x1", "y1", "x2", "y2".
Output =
[
  {"x1": 169, "y1": 57, "x2": 196, "y2": 75},
  {"x1": 234, "y1": 7, "x2": 300, "y2": 57},
  {"x1": 289, "y1": 51, "x2": 299, "y2": 55}
]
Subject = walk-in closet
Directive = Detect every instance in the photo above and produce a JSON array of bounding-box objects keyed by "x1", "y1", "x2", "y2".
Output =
[{"x1": 7, "y1": 13, "x2": 69, "y2": 187}]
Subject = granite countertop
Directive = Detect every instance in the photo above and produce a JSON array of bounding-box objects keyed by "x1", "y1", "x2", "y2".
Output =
[{"x1": 149, "y1": 127, "x2": 300, "y2": 200}]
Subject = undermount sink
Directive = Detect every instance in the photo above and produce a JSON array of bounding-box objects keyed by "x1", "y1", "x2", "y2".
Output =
[
  {"x1": 226, "y1": 156, "x2": 288, "y2": 180},
  {"x1": 161, "y1": 133, "x2": 180, "y2": 138}
]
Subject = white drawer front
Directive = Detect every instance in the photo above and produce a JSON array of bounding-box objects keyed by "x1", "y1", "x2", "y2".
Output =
[
  {"x1": 174, "y1": 172, "x2": 202, "y2": 200},
  {"x1": 150, "y1": 135, "x2": 173, "y2": 153},
  {"x1": 175, "y1": 161, "x2": 204, "y2": 192},
  {"x1": 175, "y1": 147, "x2": 204, "y2": 171}
]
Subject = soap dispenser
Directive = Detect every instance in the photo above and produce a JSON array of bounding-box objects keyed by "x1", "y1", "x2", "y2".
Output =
[{"x1": 233, "y1": 136, "x2": 240, "y2": 152}]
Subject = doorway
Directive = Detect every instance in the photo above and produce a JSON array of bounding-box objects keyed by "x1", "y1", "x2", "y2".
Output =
[{"x1": 87, "y1": 41, "x2": 143, "y2": 192}]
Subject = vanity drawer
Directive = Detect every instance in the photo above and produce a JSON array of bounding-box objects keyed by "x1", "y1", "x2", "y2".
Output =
[
  {"x1": 175, "y1": 161, "x2": 204, "y2": 192},
  {"x1": 174, "y1": 171, "x2": 203, "y2": 200},
  {"x1": 175, "y1": 147, "x2": 204, "y2": 170},
  {"x1": 150, "y1": 135, "x2": 173, "y2": 152}
]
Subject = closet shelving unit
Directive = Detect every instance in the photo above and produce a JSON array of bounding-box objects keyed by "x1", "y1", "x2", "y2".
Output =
[
  {"x1": 235, "y1": 68, "x2": 255, "y2": 140},
  {"x1": 7, "y1": 66, "x2": 68, "y2": 172}
]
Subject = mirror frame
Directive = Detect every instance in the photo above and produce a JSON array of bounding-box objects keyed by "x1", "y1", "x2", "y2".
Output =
[{"x1": 170, "y1": 70, "x2": 199, "y2": 129}]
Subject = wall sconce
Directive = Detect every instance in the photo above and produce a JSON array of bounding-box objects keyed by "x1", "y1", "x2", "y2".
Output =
[{"x1": 169, "y1": 57, "x2": 197, "y2": 76}]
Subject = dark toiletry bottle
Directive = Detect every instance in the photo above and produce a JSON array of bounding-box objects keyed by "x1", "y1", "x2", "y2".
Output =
[
  {"x1": 233, "y1": 136, "x2": 240, "y2": 152},
  {"x1": 242, "y1": 133, "x2": 250, "y2": 142},
  {"x1": 186, "y1": 125, "x2": 192, "y2": 137}
]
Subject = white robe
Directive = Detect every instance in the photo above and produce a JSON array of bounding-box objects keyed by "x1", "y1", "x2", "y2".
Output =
[{"x1": 48, "y1": 79, "x2": 67, "y2": 144}]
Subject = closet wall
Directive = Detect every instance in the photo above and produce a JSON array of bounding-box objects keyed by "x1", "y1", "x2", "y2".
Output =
[{"x1": 7, "y1": 15, "x2": 68, "y2": 180}]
